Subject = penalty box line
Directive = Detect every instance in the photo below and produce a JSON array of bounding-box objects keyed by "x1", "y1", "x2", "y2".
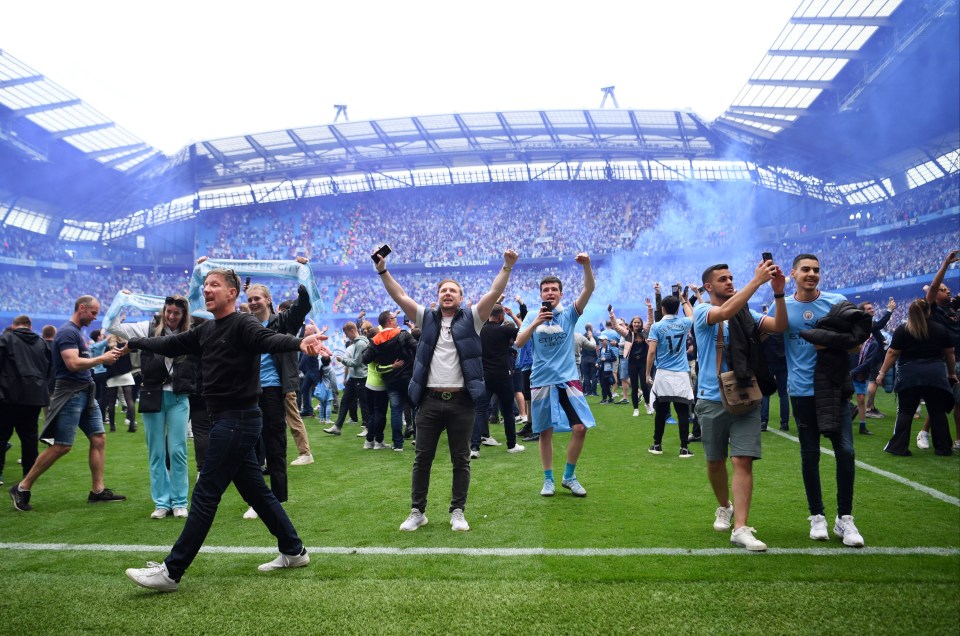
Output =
[
  {"x1": 768, "y1": 429, "x2": 960, "y2": 507},
  {"x1": 0, "y1": 542, "x2": 957, "y2": 557}
]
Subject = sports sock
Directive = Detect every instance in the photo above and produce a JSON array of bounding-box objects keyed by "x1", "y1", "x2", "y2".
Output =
[
  {"x1": 543, "y1": 469, "x2": 554, "y2": 482},
  {"x1": 563, "y1": 463, "x2": 576, "y2": 481}
]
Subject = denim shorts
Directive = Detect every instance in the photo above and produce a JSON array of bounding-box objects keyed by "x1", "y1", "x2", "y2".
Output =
[
  {"x1": 696, "y1": 399, "x2": 762, "y2": 461},
  {"x1": 51, "y1": 389, "x2": 105, "y2": 446},
  {"x1": 852, "y1": 379, "x2": 868, "y2": 395},
  {"x1": 618, "y1": 358, "x2": 628, "y2": 378}
]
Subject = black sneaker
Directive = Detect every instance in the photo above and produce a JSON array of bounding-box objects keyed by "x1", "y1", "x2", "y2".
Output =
[
  {"x1": 9, "y1": 483, "x2": 32, "y2": 511},
  {"x1": 88, "y1": 488, "x2": 127, "y2": 504},
  {"x1": 760, "y1": 423, "x2": 768, "y2": 432},
  {"x1": 678, "y1": 447, "x2": 694, "y2": 459},
  {"x1": 779, "y1": 425, "x2": 789, "y2": 432},
  {"x1": 522, "y1": 433, "x2": 540, "y2": 442},
  {"x1": 648, "y1": 444, "x2": 663, "y2": 455},
  {"x1": 859, "y1": 427, "x2": 874, "y2": 436}
]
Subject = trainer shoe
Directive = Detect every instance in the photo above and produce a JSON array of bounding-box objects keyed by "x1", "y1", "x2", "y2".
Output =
[
  {"x1": 808, "y1": 514, "x2": 828, "y2": 540},
  {"x1": 688, "y1": 433, "x2": 702, "y2": 443},
  {"x1": 507, "y1": 444, "x2": 525, "y2": 454},
  {"x1": 561, "y1": 477, "x2": 587, "y2": 497},
  {"x1": 9, "y1": 483, "x2": 32, "y2": 512},
  {"x1": 291, "y1": 453, "x2": 315, "y2": 466},
  {"x1": 243, "y1": 506, "x2": 258, "y2": 520},
  {"x1": 713, "y1": 503, "x2": 734, "y2": 531},
  {"x1": 523, "y1": 433, "x2": 540, "y2": 442},
  {"x1": 88, "y1": 488, "x2": 126, "y2": 504},
  {"x1": 258, "y1": 547, "x2": 310, "y2": 572},
  {"x1": 125, "y1": 561, "x2": 178, "y2": 592},
  {"x1": 666, "y1": 416, "x2": 678, "y2": 425},
  {"x1": 540, "y1": 479, "x2": 555, "y2": 497},
  {"x1": 866, "y1": 408, "x2": 885, "y2": 419},
  {"x1": 399, "y1": 508, "x2": 428, "y2": 531},
  {"x1": 648, "y1": 444, "x2": 663, "y2": 455},
  {"x1": 834, "y1": 515, "x2": 865, "y2": 547},
  {"x1": 172, "y1": 507, "x2": 188, "y2": 519},
  {"x1": 678, "y1": 447, "x2": 694, "y2": 459},
  {"x1": 356, "y1": 427, "x2": 368, "y2": 437},
  {"x1": 730, "y1": 526, "x2": 767, "y2": 552},
  {"x1": 450, "y1": 508, "x2": 470, "y2": 532},
  {"x1": 618, "y1": 398, "x2": 629, "y2": 404},
  {"x1": 469, "y1": 449, "x2": 480, "y2": 459},
  {"x1": 646, "y1": 404, "x2": 655, "y2": 415},
  {"x1": 322, "y1": 425, "x2": 341, "y2": 436},
  {"x1": 858, "y1": 427, "x2": 874, "y2": 436},
  {"x1": 633, "y1": 409, "x2": 640, "y2": 417},
  {"x1": 779, "y1": 425, "x2": 790, "y2": 432},
  {"x1": 150, "y1": 508, "x2": 170, "y2": 519},
  {"x1": 393, "y1": 446, "x2": 404, "y2": 452},
  {"x1": 362, "y1": 441, "x2": 374, "y2": 449},
  {"x1": 373, "y1": 441, "x2": 392, "y2": 450},
  {"x1": 917, "y1": 430, "x2": 930, "y2": 449},
  {"x1": 481, "y1": 436, "x2": 501, "y2": 447}
]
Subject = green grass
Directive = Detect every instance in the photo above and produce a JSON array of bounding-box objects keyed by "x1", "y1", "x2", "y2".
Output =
[{"x1": 1, "y1": 391, "x2": 958, "y2": 634}]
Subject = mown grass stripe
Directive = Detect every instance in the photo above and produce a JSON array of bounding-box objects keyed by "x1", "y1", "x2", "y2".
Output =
[
  {"x1": 768, "y1": 429, "x2": 960, "y2": 507},
  {"x1": 1, "y1": 542, "x2": 956, "y2": 557}
]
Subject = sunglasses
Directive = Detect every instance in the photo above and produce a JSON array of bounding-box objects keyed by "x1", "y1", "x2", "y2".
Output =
[{"x1": 165, "y1": 297, "x2": 188, "y2": 309}]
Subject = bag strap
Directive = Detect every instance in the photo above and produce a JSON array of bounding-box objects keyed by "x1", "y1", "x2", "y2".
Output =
[{"x1": 715, "y1": 320, "x2": 725, "y2": 376}]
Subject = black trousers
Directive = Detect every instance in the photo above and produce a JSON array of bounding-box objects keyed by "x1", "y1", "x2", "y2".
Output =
[
  {"x1": 412, "y1": 392, "x2": 473, "y2": 513},
  {"x1": 885, "y1": 385, "x2": 954, "y2": 455},
  {"x1": 628, "y1": 359, "x2": 651, "y2": 409},
  {"x1": 335, "y1": 377, "x2": 370, "y2": 428},
  {"x1": 257, "y1": 387, "x2": 288, "y2": 502},
  {"x1": 0, "y1": 403, "x2": 41, "y2": 478},
  {"x1": 189, "y1": 395, "x2": 211, "y2": 473}
]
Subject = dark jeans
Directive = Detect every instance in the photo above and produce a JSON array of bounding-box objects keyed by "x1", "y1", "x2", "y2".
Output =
[
  {"x1": 366, "y1": 389, "x2": 388, "y2": 443},
  {"x1": 760, "y1": 364, "x2": 790, "y2": 426},
  {"x1": 471, "y1": 375, "x2": 518, "y2": 450},
  {"x1": 600, "y1": 371, "x2": 614, "y2": 400},
  {"x1": 412, "y1": 391, "x2": 473, "y2": 514},
  {"x1": 653, "y1": 401, "x2": 690, "y2": 447},
  {"x1": 0, "y1": 403, "x2": 41, "y2": 478},
  {"x1": 163, "y1": 407, "x2": 303, "y2": 581},
  {"x1": 104, "y1": 384, "x2": 136, "y2": 430},
  {"x1": 386, "y1": 381, "x2": 409, "y2": 449},
  {"x1": 581, "y1": 359, "x2": 598, "y2": 395},
  {"x1": 257, "y1": 387, "x2": 288, "y2": 502},
  {"x1": 628, "y1": 359, "x2": 651, "y2": 409},
  {"x1": 189, "y1": 395, "x2": 211, "y2": 473},
  {"x1": 885, "y1": 386, "x2": 954, "y2": 454},
  {"x1": 298, "y1": 370, "x2": 321, "y2": 415},
  {"x1": 336, "y1": 377, "x2": 369, "y2": 428},
  {"x1": 791, "y1": 396, "x2": 855, "y2": 518}
]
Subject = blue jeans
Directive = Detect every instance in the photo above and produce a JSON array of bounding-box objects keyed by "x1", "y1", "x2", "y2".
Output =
[
  {"x1": 760, "y1": 364, "x2": 789, "y2": 426},
  {"x1": 142, "y1": 391, "x2": 190, "y2": 510},
  {"x1": 164, "y1": 407, "x2": 302, "y2": 581},
  {"x1": 298, "y1": 370, "x2": 321, "y2": 414},
  {"x1": 386, "y1": 382, "x2": 408, "y2": 449},
  {"x1": 791, "y1": 396, "x2": 855, "y2": 518}
]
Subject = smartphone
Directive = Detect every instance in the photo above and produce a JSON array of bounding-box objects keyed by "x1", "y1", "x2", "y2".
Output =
[
  {"x1": 541, "y1": 301, "x2": 552, "y2": 313},
  {"x1": 762, "y1": 304, "x2": 769, "y2": 313},
  {"x1": 671, "y1": 284, "x2": 681, "y2": 298},
  {"x1": 371, "y1": 244, "x2": 392, "y2": 263},
  {"x1": 762, "y1": 251, "x2": 773, "y2": 263},
  {"x1": 607, "y1": 304, "x2": 612, "y2": 312},
  {"x1": 244, "y1": 276, "x2": 251, "y2": 287}
]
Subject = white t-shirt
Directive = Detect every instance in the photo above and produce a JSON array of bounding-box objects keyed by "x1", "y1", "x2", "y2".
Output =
[{"x1": 415, "y1": 304, "x2": 484, "y2": 388}]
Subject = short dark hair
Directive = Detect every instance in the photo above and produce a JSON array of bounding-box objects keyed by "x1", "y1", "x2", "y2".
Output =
[
  {"x1": 90, "y1": 329, "x2": 102, "y2": 341},
  {"x1": 489, "y1": 304, "x2": 504, "y2": 319},
  {"x1": 74, "y1": 295, "x2": 96, "y2": 311},
  {"x1": 12, "y1": 314, "x2": 31, "y2": 328},
  {"x1": 41, "y1": 325, "x2": 56, "y2": 339},
  {"x1": 540, "y1": 275, "x2": 563, "y2": 292},
  {"x1": 661, "y1": 296, "x2": 680, "y2": 316},
  {"x1": 792, "y1": 253, "x2": 819, "y2": 268},
  {"x1": 378, "y1": 310, "x2": 394, "y2": 327},
  {"x1": 857, "y1": 301, "x2": 874, "y2": 311},
  {"x1": 701, "y1": 264, "x2": 729, "y2": 284}
]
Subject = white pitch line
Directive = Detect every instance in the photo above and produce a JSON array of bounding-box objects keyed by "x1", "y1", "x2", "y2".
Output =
[
  {"x1": 0, "y1": 542, "x2": 957, "y2": 557},
  {"x1": 768, "y1": 429, "x2": 960, "y2": 507}
]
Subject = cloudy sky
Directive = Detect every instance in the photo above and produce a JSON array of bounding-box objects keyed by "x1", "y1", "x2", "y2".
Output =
[{"x1": 2, "y1": 0, "x2": 800, "y2": 155}]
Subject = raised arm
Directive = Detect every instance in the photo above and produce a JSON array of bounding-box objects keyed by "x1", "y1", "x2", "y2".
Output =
[
  {"x1": 474, "y1": 249, "x2": 519, "y2": 321},
  {"x1": 927, "y1": 250, "x2": 958, "y2": 304},
  {"x1": 574, "y1": 252, "x2": 595, "y2": 315},
  {"x1": 373, "y1": 251, "x2": 419, "y2": 319},
  {"x1": 706, "y1": 261, "x2": 777, "y2": 325}
]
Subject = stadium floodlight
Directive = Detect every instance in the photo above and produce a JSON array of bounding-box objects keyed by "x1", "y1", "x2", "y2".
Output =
[
  {"x1": 600, "y1": 86, "x2": 619, "y2": 109},
  {"x1": 333, "y1": 105, "x2": 349, "y2": 122}
]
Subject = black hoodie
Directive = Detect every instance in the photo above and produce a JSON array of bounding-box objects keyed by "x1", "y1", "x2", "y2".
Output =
[{"x1": 0, "y1": 327, "x2": 51, "y2": 406}]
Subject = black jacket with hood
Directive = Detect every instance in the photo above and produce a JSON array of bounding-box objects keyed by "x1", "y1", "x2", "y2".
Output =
[{"x1": 0, "y1": 327, "x2": 51, "y2": 407}]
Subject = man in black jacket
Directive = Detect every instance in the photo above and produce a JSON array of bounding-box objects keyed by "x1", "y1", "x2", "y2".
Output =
[
  {"x1": 363, "y1": 311, "x2": 417, "y2": 451},
  {"x1": 0, "y1": 315, "x2": 50, "y2": 486},
  {"x1": 470, "y1": 304, "x2": 525, "y2": 458},
  {"x1": 125, "y1": 268, "x2": 328, "y2": 592}
]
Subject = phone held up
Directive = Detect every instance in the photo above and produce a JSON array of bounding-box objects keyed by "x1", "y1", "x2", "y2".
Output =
[
  {"x1": 762, "y1": 251, "x2": 773, "y2": 263},
  {"x1": 671, "y1": 284, "x2": 681, "y2": 298},
  {"x1": 371, "y1": 244, "x2": 392, "y2": 264}
]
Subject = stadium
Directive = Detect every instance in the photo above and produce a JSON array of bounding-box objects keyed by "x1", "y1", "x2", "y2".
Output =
[{"x1": 1, "y1": 1, "x2": 958, "y2": 634}]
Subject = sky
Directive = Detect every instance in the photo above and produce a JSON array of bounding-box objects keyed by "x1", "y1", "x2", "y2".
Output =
[{"x1": 2, "y1": 1, "x2": 801, "y2": 156}]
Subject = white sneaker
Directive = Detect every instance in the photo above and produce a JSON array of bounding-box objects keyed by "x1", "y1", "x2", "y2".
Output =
[
  {"x1": 481, "y1": 436, "x2": 500, "y2": 447},
  {"x1": 646, "y1": 404, "x2": 655, "y2": 415},
  {"x1": 322, "y1": 425, "x2": 341, "y2": 436},
  {"x1": 808, "y1": 514, "x2": 828, "y2": 541},
  {"x1": 243, "y1": 506, "x2": 258, "y2": 520},
  {"x1": 713, "y1": 503, "x2": 734, "y2": 531},
  {"x1": 363, "y1": 441, "x2": 374, "y2": 449},
  {"x1": 290, "y1": 453, "x2": 314, "y2": 466},
  {"x1": 399, "y1": 508, "x2": 428, "y2": 531},
  {"x1": 730, "y1": 526, "x2": 767, "y2": 551},
  {"x1": 172, "y1": 507, "x2": 188, "y2": 519},
  {"x1": 917, "y1": 430, "x2": 930, "y2": 450},
  {"x1": 469, "y1": 449, "x2": 480, "y2": 459},
  {"x1": 150, "y1": 508, "x2": 169, "y2": 519},
  {"x1": 450, "y1": 508, "x2": 470, "y2": 532},
  {"x1": 633, "y1": 409, "x2": 640, "y2": 417},
  {"x1": 125, "y1": 561, "x2": 178, "y2": 592},
  {"x1": 834, "y1": 515, "x2": 865, "y2": 547},
  {"x1": 356, "y1": 427, "x2": 368, "y2": 437},
  {"x1": 507, "y1": 444, "x2": 525, "y2": 453},
  {"x1": 373, "y1": 441, "x2": 391, "y2": 450},
  {"x1": 540, "y1": 479, "x2": 555, "y2": 497},
  {"x1": 517, "y1": 415, "x2": 527, "y2": 423},
  {"x1": 258, "y1": 548, "x2": 310, "y2": 572}
]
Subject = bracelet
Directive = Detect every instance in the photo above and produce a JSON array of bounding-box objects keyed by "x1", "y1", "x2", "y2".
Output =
[
  {"x1": 773, "y1": 293, "x2": 785, "y2": 299},
  {"x1": 502, "y1": 265, "x2": 512, "y2": 271},
  {"x1": 378, "y1": 270, "x2": 388, "y2": 276}
]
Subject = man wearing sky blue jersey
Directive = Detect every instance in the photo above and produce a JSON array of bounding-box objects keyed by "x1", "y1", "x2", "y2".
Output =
[
  {"x1": 693, "y1": 261, "x2": 787, "y2": 552},
  {"x1": 645, "y1": 292, "x2": 695, "y2": 457},
  {"x1": 775, "y1": 253, "x2": 865, "y2": 547},
  {"x1": 515, "y1": 253, "x2": 596, "y2": 498}
]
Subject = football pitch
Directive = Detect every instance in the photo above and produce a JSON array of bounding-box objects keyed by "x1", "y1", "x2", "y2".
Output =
[{"x1": 1, "y1": 391, "x2": 957, "y2": 635}]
